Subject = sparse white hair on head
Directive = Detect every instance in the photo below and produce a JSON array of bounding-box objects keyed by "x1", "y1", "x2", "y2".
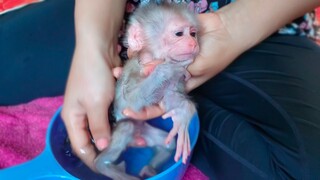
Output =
[{"x1": 125, "y1": 1, "x2": 199, "y2": 59}]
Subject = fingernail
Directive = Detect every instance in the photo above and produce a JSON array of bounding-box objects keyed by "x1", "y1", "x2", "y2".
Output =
[
  {"x1": 123, "y1": 109, "x2": 130, "y2": 117},
  {"x1": 96, "y1": 138, "x2": 108, "y2": 151}
]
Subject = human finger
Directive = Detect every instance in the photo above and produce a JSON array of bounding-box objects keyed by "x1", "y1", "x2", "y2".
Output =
[
  {"x1": 185, "y1": 75, "x2": 211, "y2": 92},
  {"x1": 62, "y1": 110, "x2": 97, "y2": 171},
  {"x1": 87, "y1": 102, "x2": 112, "y2": 151},
  {"x1": 112, "y1": 67, "x2": 123, "y2": 79}
]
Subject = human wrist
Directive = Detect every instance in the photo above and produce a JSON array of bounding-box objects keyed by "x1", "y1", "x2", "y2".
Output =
[
  {"x1": 200, "y1": 12, "x2": 243, "y2": 64},
  {"x1": 215, "y1": 2, "x2": 260, "y2": 55},
  {"x1": 216, "y1": 0, "x2": 320, "y2": 53},
  {"x1": 74, "y1": 39, "x2": 120, "y2": 70},
  {"x1": 73, "y1": 0, "x2": 125, "y2": 68}
]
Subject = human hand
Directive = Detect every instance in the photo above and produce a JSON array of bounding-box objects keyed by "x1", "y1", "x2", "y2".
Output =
[
  {"x1": 61, "y1": 45, "x2": 121, "y2": 171},
  {"x1": 186, "y1": 12, "x2": 233, "y2": 92}
]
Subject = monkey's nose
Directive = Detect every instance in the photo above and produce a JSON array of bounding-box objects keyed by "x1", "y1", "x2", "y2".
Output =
[
  {"x1": 191, "y1": 42, "x2": 199, "y2": 53},
  {"x1": 188, "y1": 40, "x2": 197, "y2": 49}
]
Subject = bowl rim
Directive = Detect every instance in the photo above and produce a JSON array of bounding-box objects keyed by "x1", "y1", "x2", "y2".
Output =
[{"x1": 47, "y1": 106, "x2": 200, "y2": 180}]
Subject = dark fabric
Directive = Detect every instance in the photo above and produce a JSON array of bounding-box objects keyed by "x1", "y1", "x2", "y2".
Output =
[
  {"x1": 0, "y1": 0, "x2": 75, "y2": 105},
  {"x1": 191, "y1": 35, "x2": 320, "y2": 179}
]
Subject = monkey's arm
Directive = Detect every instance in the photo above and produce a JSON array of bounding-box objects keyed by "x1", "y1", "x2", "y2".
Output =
[
  {"x1": 131, "y1": 63, "x2": 184, "y2": 106},
  {"x1": 113, "y1": 59, "x2": 143, "y2": 120},
  {"x1": 115, "y1": 62, "x2": 185, "y2": 120}
]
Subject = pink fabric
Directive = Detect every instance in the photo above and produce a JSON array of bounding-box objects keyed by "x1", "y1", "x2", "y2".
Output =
[
  {"x1": 0, "y1": 96, "x2": 63, "y2": 168},
  {"x1": 0, "y1": 96, "x2": 208, "y2": 179}
]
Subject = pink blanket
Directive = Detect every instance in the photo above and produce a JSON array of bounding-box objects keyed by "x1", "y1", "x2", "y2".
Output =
[{"x1": 0, "y1": 96, "x2": 208, "y2": 179}]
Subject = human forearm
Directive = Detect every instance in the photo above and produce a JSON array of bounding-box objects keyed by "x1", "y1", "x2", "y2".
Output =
[
  {"x1": 186, "y1": 0, "x2": 320, "y2": 91},
  {"x1": 62, "y1": 1, "x2": 126, "y2": 170},
  {"x1": 217, "y1": 0, "x2": 320, "y2": 54},
  {"x1": 74, "y1": 0, "x2": 126, "y2": 67}
]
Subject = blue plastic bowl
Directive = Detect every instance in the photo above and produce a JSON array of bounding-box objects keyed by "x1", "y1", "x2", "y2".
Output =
[{"x1": 0, "y1": 106, "x2": 199, "y2": 180}]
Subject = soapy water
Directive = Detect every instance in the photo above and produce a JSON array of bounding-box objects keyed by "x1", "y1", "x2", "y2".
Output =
[{"x1": 51, "y1": 114, "x2": 176, "y2": 180}]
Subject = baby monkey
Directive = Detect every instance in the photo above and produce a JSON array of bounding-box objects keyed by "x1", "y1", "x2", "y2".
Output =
[{"x1": 95, "y1": 1, "x2": 199, "y2": 180}]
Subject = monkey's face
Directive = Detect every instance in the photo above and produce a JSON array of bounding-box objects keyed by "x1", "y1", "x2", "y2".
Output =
[{"x1": 163, "y1": 20, "x2": 200, "y2": 61}]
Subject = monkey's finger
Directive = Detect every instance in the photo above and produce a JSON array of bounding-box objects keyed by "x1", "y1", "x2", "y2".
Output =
[
  {"x1": 112, "y1": 67, "x2": 123, "y2": 79},
  {"x1": 141, "y1": 64, "x2": 156, "y2": 76},
  {"x1": 140, "y1": 60, "x2": 165, "y2": 76},
  {"x1": 127, "y1": 47, "x2": 133, "y2": 59},
  {"x1": 87, "y1": 103, "x2": 112, "y2": 151},
  {"x1": 123, "y1": 106, "x2": 165, "y2": 120}
]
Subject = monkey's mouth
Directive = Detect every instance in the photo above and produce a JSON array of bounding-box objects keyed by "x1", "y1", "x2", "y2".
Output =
[{"x1": 170, "y1": 58, "x2": 183, "y2": 63}]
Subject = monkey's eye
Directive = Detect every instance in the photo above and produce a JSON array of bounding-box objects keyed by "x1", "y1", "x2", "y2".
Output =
[
  {"x1": 175, "y1": 31, "x2": 184, "y2": 37},
  {"x1": 190, "y1": 32, "x2": 197, "y2": 37}
]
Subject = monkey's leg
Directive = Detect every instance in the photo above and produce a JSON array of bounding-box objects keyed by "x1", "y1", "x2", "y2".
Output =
[
  {"x1": 138, "y1": 123, "x2": 176, "y2": 178},
  {"x1": 94, "y1": 120, "x2": 139, "y2": 180}
]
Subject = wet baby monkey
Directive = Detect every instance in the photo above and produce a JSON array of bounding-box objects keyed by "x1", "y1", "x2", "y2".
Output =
[{"x1": 95, "y1": 1, "x2": 200, "y2": 180}]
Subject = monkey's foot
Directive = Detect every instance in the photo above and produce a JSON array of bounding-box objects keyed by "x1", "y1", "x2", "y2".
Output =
[
  {"x1": 139, "y1": 165, "x2": 157, "y2": 178},
  {"x1": 162, "y1": 109, "x2": 192, "y2": 164}
]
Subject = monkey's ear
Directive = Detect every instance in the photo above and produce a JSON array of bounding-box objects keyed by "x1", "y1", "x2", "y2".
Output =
[{"x1": 127, "y1": 24, "x2": 144, "y2": 52}]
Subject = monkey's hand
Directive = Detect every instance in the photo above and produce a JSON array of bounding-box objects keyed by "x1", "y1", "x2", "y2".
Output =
[
  {"x1": 141, "y1": 60, "x2": 164, "y2": 76},
  {"x1": 112, "y1": 60, "x2": 164, "y2": 79},
  {"x1": 162, "y1": 100, "x2": 196, "y2": 164}
]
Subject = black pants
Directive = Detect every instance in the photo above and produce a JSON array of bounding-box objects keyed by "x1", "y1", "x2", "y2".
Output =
[
  {"x1": 191, "y1": 35, "x2": 320, "y2": 179},
  {"x1": 1, "y1": 0, "x2": 320, "y2": 179}
]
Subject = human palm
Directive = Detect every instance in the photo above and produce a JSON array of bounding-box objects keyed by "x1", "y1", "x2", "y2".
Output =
[
  {"x1": 186, "y1": 12, "x2": 232, "y2": 91},
  {"x1": 62, "y1": 48, "x2": 121, "y2": 170}
]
